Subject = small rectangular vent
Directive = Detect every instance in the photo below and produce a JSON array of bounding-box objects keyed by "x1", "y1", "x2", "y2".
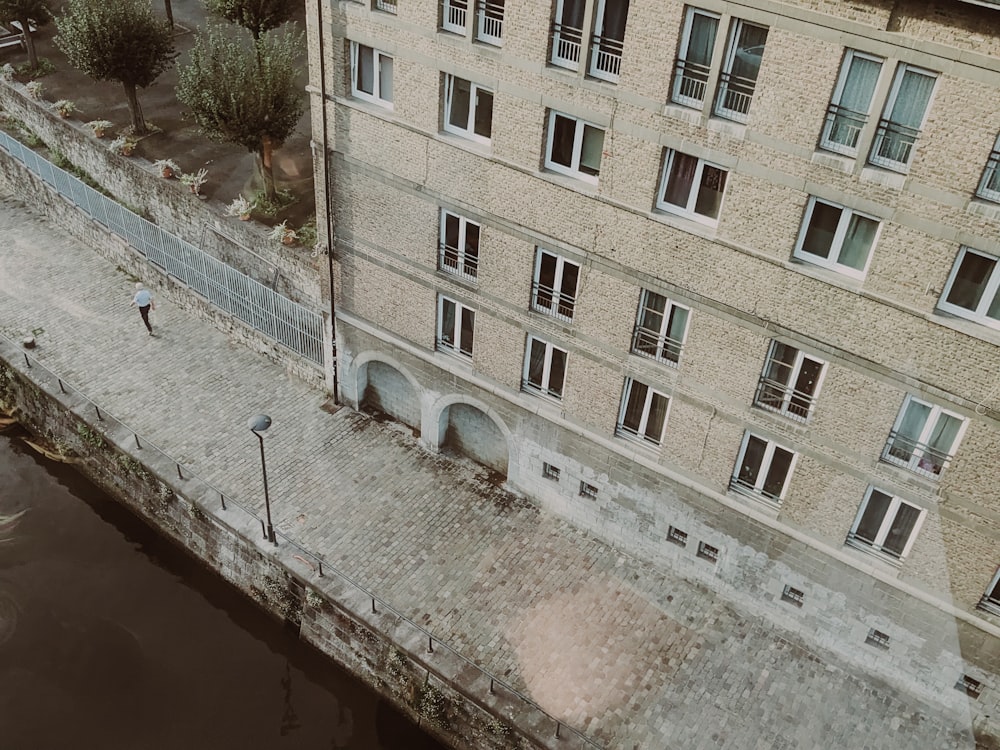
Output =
[
  {"x1": 697, "y1": 541, "x2": 719, "y2": 563},
  {"x1": 667, "y1": 526, "x2": 688, "y2": 547},
  {"x1": 579, "y1": 481, "x2": 598, "y2": 499},
  {"x1": 542, "y1": 462, "x2": 560, "y2": 481},
  {"x1": 781, "y1": 585, "x2": 805, "y2": 607},
  {"x1": 865, "y1": 628, "x2": 890, "y2": 649},
  {"x1": 955, "y1": 675, "x2": 982, "y2": 699}
]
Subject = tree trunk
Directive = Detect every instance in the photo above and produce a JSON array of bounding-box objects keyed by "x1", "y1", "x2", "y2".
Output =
[
  {"x1": 164, "y1": 0, "x2": 174, "y2": 27},
  {"x1": 20, "y1": 16, "x2": 37, "y2": 71},
  {"x1": 122, "y1": 82, "x2": 146, "y2": 136},
  {"x1": 257, "y1": 137, "x2": 276, "y2": 201}
]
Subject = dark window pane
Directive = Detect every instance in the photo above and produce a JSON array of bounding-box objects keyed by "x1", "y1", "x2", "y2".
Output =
[
  {"x1": 622, "y1": 381, "x2": 647, "y2": 432},
  {"x1": 474, "y1": 89, "x2": 493, "y2": 138},
  {"x1": 694, "y1": 165, "x2": 727, "y2": 218},
  {"x1": 882, "y1": 502, "x2": 920, "y2": 557},
  {"x1": 549, "y1": 348, "x2": 567, "y2": 397},
  {"x1": 644, "y1": 393, "x2": 668, "y2": 441},
  {"x1": 550, "y1": 115, "x2": 576, "y2": 168},
  {"x1": 580, "y1": 125, "x2": 604, "y2": 176},
  {"x1": 441, "y1": 300, "x2": 455, "y2": 346},
  {"x1": 356, "y1": 45, "x2": 374, "y2": 94},
  {"x1": 664, "y1": 152, "x2": 696, "y2": 208},
  {"x1": 737, "y1": 435, "x2": 766, "y2": 488},
  {"x1": 527, "y1": 339, "x2": 546, "y2": 388},
  {"x1": 801, "y1": 202, "x2": 841, "y2": 260},
  {"x1": 946, "y1": 251, "x2": 995, "y2": 312},
  {"x1": 762, "y1": 446, "x2": 793, "y2": 499},
  {"x1": 448, "y1": 78, "x2": 472, "y2": 130},
  {"x1": 460, "y1": 308, "x2": 475, "y2": 355},
  {"x1": 854, "y1": 490, "x2": 891, "y2": 545}
]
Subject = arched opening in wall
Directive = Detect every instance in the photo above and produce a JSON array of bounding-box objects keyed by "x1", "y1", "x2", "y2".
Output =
[
  {"x1": 440, "y1": 402, "x2": 508, "y2": 479},
  {"x1": 360, "y1": 361, "x2": 420, "y2": 434}
]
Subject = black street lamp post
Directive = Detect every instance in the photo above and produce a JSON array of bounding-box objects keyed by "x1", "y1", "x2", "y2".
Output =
[{"x1": 248, "y1": 414, "x2": 276, "y2": 545}]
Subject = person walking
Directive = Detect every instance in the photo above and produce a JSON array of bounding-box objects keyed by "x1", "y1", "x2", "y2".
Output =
[{"x1": 131, "y1": 282, "x2": 155, "y2": 335}]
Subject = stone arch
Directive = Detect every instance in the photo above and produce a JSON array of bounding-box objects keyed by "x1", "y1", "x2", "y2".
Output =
[
  {"x1": 353, "y1": 352, "x2": 422, "y2": 432},
  {"x1": 428, "y1": 394, "x2": 512, "y2": 478}
]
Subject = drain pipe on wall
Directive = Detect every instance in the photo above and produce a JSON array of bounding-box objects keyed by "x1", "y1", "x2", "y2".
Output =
[{"x1": 314, "y1": 0, "x2": 339, "y2": 404}]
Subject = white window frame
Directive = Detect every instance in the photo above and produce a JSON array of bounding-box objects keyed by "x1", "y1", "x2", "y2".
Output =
[
  {"x1": 438, "y1": 209, "x2": 480, "y2": 282},
  {"x1": 754, "y1": 341, "x2": 826, "y2": 422},
  {"x1": 938, "y1": 246, "x2": 1000, "y2": 331},
  {"x1": 350, "y1": 42, "x2": 393, "y2": 109},
  {"x1": 616, "y1": 378, "x2": 671, "y2": 447},
  {"x1": 475, "y1": 0, "x2": 504, "y2": 45},
  {"x1": 729, "y1": 431, "x2": 798, "y2": 505},
  {"x1": 671, "y1": 7, "x2": 720, "y2": 109},
  {"x1": 531, "y1": 248, "x2": 580, "y2": 322},
  {"x1": 522, "y1": 335, "x2": 568, "y2": 400},
  {"x1": 867, "y1": 63, "x2": 937, "y2": 172},
  {"x1": 551, "y1": 0, "x2": 584, "y2": 70},
  {"x1": 976, "y1": 135, "x2": 1000, "y2": 203},
  {"x1": 980, "y1": 567, "x2": 1000, "y2": 616},
  {"x1": 656, "y1": 149, "x2": 729, "y2": 225},
  {"x1": 881, "y1": 395, "x2": 967, "y2": 479},
  {"x1": 437, "y1": 295, "x2": 475, "y2": 359},
  {"x1": 631, "y1": 289, "x2": 690, "y2": 366},
  {"x1": 588, "y1": 0, "x2": 626, "y2": 82},
  {"x1": 443, "y1": 75, "x2": 493, "y2": 145},
  {"x1": 442, "y1": 0, "x2": 468, "y2": 33},
  {"x1": 819, "y1": 49, "x2": 884, "y2": 157},
  {"x1": 847, "y1": 486, "x2": 925, "y2": 561},
  {"x1": 713, "y1": 18, "x2": 768, "y2": 123},
  {"x1": 792, "y1": 197, "x2": 880, "y2": 279},
  {"x1": 373, "y1": 0, "x2": 397, "y2": 13},
  {"x1": 544, "y1": 111, "x2": 605, "y2": 185}
]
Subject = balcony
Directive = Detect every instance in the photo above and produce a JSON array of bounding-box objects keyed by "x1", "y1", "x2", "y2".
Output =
[
  {"x1": 475, "y1": 0, "x2": 503, "y2": 45},
  {"x1": 880, "y1": 430, "x2": 953, "y2": 479},
  {"x1": 588, "y1": 33, "x2": 623, "y2": 81},
  {"x1": 551, "y1": 22, "x2": 582, "y2": 70},
  {"x1": 531, "y1": 280, "x2": 575, "y2": 322},
  {"x1": 820, "y1": 104, "x2": 868, "y2": 156},
  {"x1": 442, "y1": 0, "x2": 467, "y2": 33},
  {"x1": 753, "y1": 377, "x2": 815, "y2": 423},
  {"x1": 868, "y1": 119, "x2": 920, "y2": 172},
  {"x1": 439, "y1": 242, "x2": 479, "y2": 282},
  {"x1": 631, "y1": 326, "x2": 682, "y2": 366},
  {"x1": 672, "y1": 58, "x2": 711, "y2": 108},
  {"x1": 714, "y1": 70, "x2": 756, "y2": 123}
]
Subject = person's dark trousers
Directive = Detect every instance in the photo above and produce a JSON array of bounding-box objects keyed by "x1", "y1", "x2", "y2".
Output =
[{"x1": 139, "y1": 304, "x2": 152, "y2": 333}]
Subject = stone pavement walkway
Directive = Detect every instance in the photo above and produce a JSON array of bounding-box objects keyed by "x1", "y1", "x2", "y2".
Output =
[{"x1": 0, "y1": 191, "x2": 976, "y2": 750}]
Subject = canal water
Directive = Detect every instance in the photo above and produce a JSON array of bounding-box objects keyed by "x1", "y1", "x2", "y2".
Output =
[{"x1": 0, "y1": 430, "x2": 445, "y2": 750}]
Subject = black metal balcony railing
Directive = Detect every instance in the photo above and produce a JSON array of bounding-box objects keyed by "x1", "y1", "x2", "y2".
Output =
[
  {"x1": 714, "y1": 70, "x2": 757, "y2": 122},
  {"x1": 439, "y1": 243, "x2": 479, "y2": 281},
  {"x1": 978, "y1": 148, "x2": 1000, "y2": 202},
  {"x1": 672, "y1": 58, "x2": 711, "y2": 106},
  {"x1": 475, "y1": 0, "x2": 503, "y2": 43},
  {"x1": 868, "y1": 119, "x2": 920, "y2": 171},
  {"x1": 820, "y1": 103, "x2": 868, "y2": 155},
  {"x1": 631, "y1": 326, "x2": 682, "y2": 365},
  {"x1": 880, "y1": 429, "x2": 952, "y2": 479},
  {"x1": 589, "y1": 33, "x2": 623, "y2": 80},
  {"x1": 753, "y1": 377, "x2": 814, "y2": 422},
  {"x1": 551, "y1": 22, "x2": 583, "y2": 68},
  {"x1": 531, "y1": 281, "x2": 575, "y2": 322}
]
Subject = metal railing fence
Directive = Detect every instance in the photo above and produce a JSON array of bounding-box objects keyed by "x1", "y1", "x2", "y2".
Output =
[{"x1": 0, "y1": 130, "x2": 324, "y2": 366}]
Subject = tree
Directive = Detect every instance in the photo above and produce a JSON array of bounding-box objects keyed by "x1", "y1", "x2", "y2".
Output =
[
  {"x1": 0, "y1": 0, "x2": 50, "y2": 72},
  {"x1": 55, "y1": 0, "x2": 177, "y2": 136},
  {"x1": 177, "y1": 25, "x2": 304, "y2": 201},
  {"x1": 204, "y1": 0, "x2": 296, "y2": 40}
]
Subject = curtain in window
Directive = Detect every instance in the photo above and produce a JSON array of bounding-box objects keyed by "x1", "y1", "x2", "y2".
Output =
[
  {"x1": 664, "y1": 305, "x2": 688, "y2": 360},
  {"x1": 694, "y1": 165, "x2": 726, "y2": 218},
  {"x1": 890, "y1": 400, "x2": 931, "y2": 461},
  {"x1": 356, "y1": 46, "x2": 374, "y2": 95},
  {"x1": 579, "y1": 125, "x2": 604, "y2": 176},
  {"x1": 474, "y1": 89, "x2": 493, "y2": 138},
  {"x1": 838, "y1": 55, "x2": 880, "y2": 115},
  {"x1": 762, "y1": 447, "x2": 793, "y2": 499},
  {"x1": 622, "y1": 381, "x2": 647, "y2": 432},
  {"x1": 441, "y1": 300, "x2": 456, "y2": 346},
  {"x1": 838, "y1": 214, "x2": 877, "y2": 270},
  {"x1": 882, "y1": 503, "x2": 920, "y2": 557},
  {"x1": 737, "y1": 435, "x2": 766, "y2": 487},
  {"x1": 598, "y1": 0, "x2": 629, "y2": 43},
  {"x1": 664, "y1": 152, "x2": 696, "y2": 207},
  {"x1": 855, "y1": 490, "x2": 892, "y2": 545},
  {"x1": 888, "y1": 69, "x2": 935, "y2": 129},
  {"x1": 378, "y1": 56, "x2": 393, "y2": 101},
  {"x1": 559, "y1": 0, "x2": 584, "y2": 29},
  {"x1": 685, "y1": 12, "x2": 717, "y2": 67},
  {"x1": 527, "y1": 339, "x2": 546, "y2": 388},
  {"x1": 644, "y1": 393, "x2": 668, "y2": 441},
  {"x1": 548, "y1": 349, "x2": 567, "y2": 397},
  {"x1": 925, "y1": 412, "x2": 962, "y2": 462}
]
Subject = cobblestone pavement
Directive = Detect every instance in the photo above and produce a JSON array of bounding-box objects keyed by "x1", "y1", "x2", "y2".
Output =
[{"x1": 0, "y1": 192, "x2": 977, "y2": 749}]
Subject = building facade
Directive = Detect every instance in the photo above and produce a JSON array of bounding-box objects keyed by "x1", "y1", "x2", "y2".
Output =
[{"x1": 306, "y1": 0, "x2": 1000, "y2": 736}]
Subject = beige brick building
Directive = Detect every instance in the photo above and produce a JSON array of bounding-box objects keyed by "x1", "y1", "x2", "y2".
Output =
[{"x1": 305, "y1": 0, "x2": 1000, "y2": 731}]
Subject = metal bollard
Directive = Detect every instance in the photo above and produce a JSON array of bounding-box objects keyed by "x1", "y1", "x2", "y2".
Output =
[{"x1": 134, "y1": 433, "x2": 141, "y2": 449}]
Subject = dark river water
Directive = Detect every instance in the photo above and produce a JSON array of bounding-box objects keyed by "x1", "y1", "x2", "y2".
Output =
[{"x1": 0, "y1": 430, "x2": 445, "y2": 750}]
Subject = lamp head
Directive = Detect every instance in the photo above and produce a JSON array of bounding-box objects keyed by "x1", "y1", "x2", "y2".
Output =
[{"x1": 247, "y1": 414, "x2": 272, "y2": 433}]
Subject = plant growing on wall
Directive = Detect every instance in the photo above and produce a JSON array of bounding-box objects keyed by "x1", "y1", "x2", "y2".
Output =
[
  {"x1": 176, "y1": 24, "x2": 303, "y2": 202},
  {"x1": 24, "y1": 79, "x2": 43, "y2": 99},
  {"x1": 109, "y1": 134, "x2": 137, "y2": 156},
  {"x1": 52, "y1": 98, "x2": 76, "y2": 117},
  {"x1": 179, "y1": 167, "x2": 208, "y2": 195},
  {"x1": 55, "y1": 0, "x2": 178, "y2": 136},
  {"x1": 224, "y1": 194, "x2": 253, "y2": 219},
  {"x1": 0, "y1": 0, "x2": 52, "y2": 73},
  {"x1": 152, "y1": 158, "x2": 179, "y2": 178},
  {"x1": 268, "y1": 219, "x2": 297, "y2": 245},
  {"x1": 85, "y1": 119, "x2": 112, "y2": 137}
]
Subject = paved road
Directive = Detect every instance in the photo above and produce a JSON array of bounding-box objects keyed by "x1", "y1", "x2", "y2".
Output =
[{"x1": 0, "y1": 191, "x2": 976, "y2": 749}]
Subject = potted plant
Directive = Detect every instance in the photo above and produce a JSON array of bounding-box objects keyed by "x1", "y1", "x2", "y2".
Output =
[
  {"x1": 25, "y1": 80, "x2": 44, "y2": 99},
  {"x1": 269, "y1": 220, "x2": 297, "y2": 246},
  {"x1": 86, "y1": 119, "x2": 113, "y2": 138},
  {"x1": 109, "y1": 135, "x2": 137, "y2": 156},
  {"x1": 53, "y1": 99, "x2": 77, "y2": 118},
  {"x1": 179, "y1": 167, "x2": 208, "y2": 195},
  {"x1": 153, "y1": 158, "x2": 180, "y2": 178},
  {"x1": 224, "y1": 195, "x2": 254, "y2": 220}
]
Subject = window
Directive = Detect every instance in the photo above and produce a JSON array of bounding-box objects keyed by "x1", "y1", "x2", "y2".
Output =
[
  {"x1": 437, "y1": 296, "x2": 475, "y2": 358},
  {"x1": 439, "y1": 210, "x2": 480, "y2": 281},
  {"x1": 523, "y1": 336, "x2": 568, "y2": 399},
  {"x1": 475, "y1": 0, "x2": 504, "y2": 45},
  {"x1": 589, "y1": 0, "x2": 629, "y2": 82},
  {"x1": 819, "y1": 50, "x2": 883, "y2": 156},
  {"x1": 350, "y1": 43, "x2": 393, "y2": 108},
  {"x1": 881, "y1": 395, "x2": 965, "y2": 479},
  {"x1": 793, "y1": 197, "x2": 879, "y2": 279},
  {"x1": 697, "y1": 541, "x2": 719, "y2": 562},
  {"x1": 444, "y1": 75, "x2": 493, "y2": 144},
  {"x1": 868, "y1": 64, "x2": 937, "y2": 172},
  {"x1": 617, "y1": 378, "x2": 670, "y2": 446},
  {"x1": 551, "y1": 0, "x2": 585, "y2": 70},
  {"x1": 672, "y1": 7, "x2": 719, "y2": 108},
  {"x1": 544, "y1": 111, "x2": 605, "y2": 183},
  {"x1": 939, "y1": 247, "x2": 1000, "y2": 330},
  {"x1": 847, "y1": 486, "x2": 924, "y2": 560},
  {"x1": 532, "y1": 249, "x2": 579, "y2": 322},
  {"x1": 543, "y1": 462, "x2": 561, "y2": 480},
  {"x1": 714, "y1": 19, "x2": 768, "y2": 123},
  {"x1": 781, "y1": 585, "x2": 804, "y2": 607},
  {"x1": 865, "y1": 628, "x2": 890, "y2": 649},
  {"x1": 657, "y1": 149, "x2": 728, "y2": 224},
  {"x1": 980, "y1": 568, "x2": 1000, "y2": 615},
  {"x1": 579, "y1": 481, "x2": 598, "y2": 498},
  {"x1": 730, "y1": 432, "x2": 797, "y2": 505},
  {"x1": 754, "y1": 341, "x2": 825, "y2": 421},
  {"x1": 442, "y1": 0, "x2": 468, "y2": 33},
  {"x1": 667, "y1": 525, "x2": 688, "y2": 546},
  {"x1": 374, "y1": 0, "x2": 396, "y2": 13},
  {"x1": 976, "y1": 135, "x2": 1000, "y2": 203},
  {"x1": 631, "y1": 289, "x2": 690, "y2": 366}
]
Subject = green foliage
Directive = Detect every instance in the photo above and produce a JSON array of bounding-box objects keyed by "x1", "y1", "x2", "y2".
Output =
[
  {"x1": 55, "y1": 0, "x2": 177, "y2": 133},
  {"x1": 204, "y1": 0, "x2": 296, "y2": 40},
  {"x1": 76, "y1": 422, "x2": 104, "y2": 449},
  {"x1": 251, "y1": 188, "x2": 294, "y2": 217},
  {"x1": 14, "y1": 58, "x2": 54, "y2": 76},
  {"x1": 296, "y1": 218, "x2": 317, "y2": 249},
  {"x1": 0, "y1": 0, "x2": 52, "y2": 71}
]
